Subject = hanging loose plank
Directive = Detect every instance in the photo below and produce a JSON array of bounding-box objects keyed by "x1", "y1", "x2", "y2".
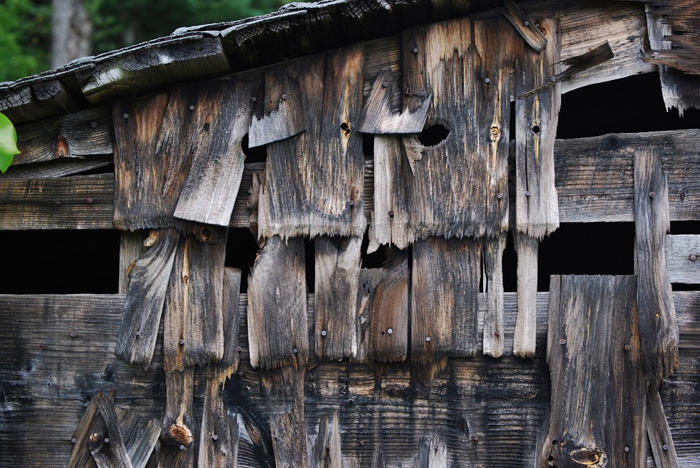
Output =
[
  {"x1": 163, "y1": 227, "x2": 227, "y2": 371},
  {"x1": 315, "y1": 236, "x2": 362, "y2": 361},
  {"x1": 542, "y1": 275, "x2": 647, "y2": 468},
  {"x1": 89, "y1": 396, "x2": 133, "y2": 468},
  {"x1": 356, "y1": 251, "x2": 409, "y2": 363},
  {"x1": 115, "y1": 228, "x2": 179, "y2": 368},
  {"x1": 159, "y1": 368, "x2": 195, "y2": 468},
  {"x1": 412, "y1": 237, "x2": 481, "y2": 366},
  {"x1": 68, "y1": 391, "x2": 117, "y2": 468},
  {"x1": 310, "y1": 413, "x2": 342, "y2": 468},
  {"x1": 514, "y1": 235, "x2": 538, "y2": 359},
  {"x1": 173, "y1": 78, "x2": 261, "y2": 226},
  {"x1": 483, "y1": 235, "x2": 506, "y2": 358},
  {"x1": 247, "y1": 236, "x2": 308, "y2": 369},
  {"x1": 634, "y1": 148, "x2": 679, "y2": 382}
]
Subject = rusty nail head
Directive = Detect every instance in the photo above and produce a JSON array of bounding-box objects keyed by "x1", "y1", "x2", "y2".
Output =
[
  {"x1": 293, "y1": 347, "x2": 298, "y2": 354},
  {"x1": 70, "y1": 331, "x2": 76, "y2": 338},
  {"x1": 484, "y1": 77, "x2": 490, "y2": 83},
  {"x1": 180, "y1": 444, "x2": 186, "y2": 451},
  {"x1": 87, "y1": 198, "x2": 93, "y2": 204},
  {"x1": 179, "y1": 339, "x2": 185, "y2": 346},
  {"x1": 321, "y1": 330, "x2": 327, "y2": 337},
  {"x1": 388, "y1": 210, "x2": 395, "y2": 218},
  {"x1": 387, "y1": 328, "x2": 393, "y2": 335},
  {"x1": 90, "y1": 121, "x2": 98, "y2": 128},
  {"x1": 123, "y1": 113, "x2": 129, "y2": 119},
  {"x1": 212, "y1": 434, "x2": 219, "y2": 441},
  {"x1": 690, "y1": 254, "x2": 697, "y2": 262},
  {"x1": 495, "y1": 330, "x2": 500, "y2": 337},
  {"x1": 425, "y1": 336, "x2": 431, "y2": 342},
  {"x1": 104, "y1": 438, "x2": 110, "y2": 444},
  {"x1": 649, "y1": 191, "x2": 655, "y2": 199},
  {"x1": 624, "y1": 344, "x2": 631, "y2": 351},
  {"x1": 71, "y1": 437, "x2": 77, "y2": 444},
  {"x1": 560, "y1": 338, "x2": 566, "y2": 345},
  {"x1": 624, "y1": 446, "x2": 630, "y2": 453},
  {"x1": 471, "y1": 435, "x2": 479, "y2": 442},
  {"x1": 663, "y1": 445, "x2": 669, "y2": 451},
  {"x1": 40, "y1": 343, "x2": 46, "y2": 350}
]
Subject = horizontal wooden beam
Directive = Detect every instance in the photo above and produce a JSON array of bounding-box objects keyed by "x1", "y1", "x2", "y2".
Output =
[{"x1": 666, "y1": 235, "x2": 700, "y2": 284}]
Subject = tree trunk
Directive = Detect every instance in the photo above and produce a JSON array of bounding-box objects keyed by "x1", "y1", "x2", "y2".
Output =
[{"x1": 51, "y1": 0, "x2": 92, "y2": 69}]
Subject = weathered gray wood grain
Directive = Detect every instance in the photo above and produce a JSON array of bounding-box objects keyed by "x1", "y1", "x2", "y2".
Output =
[
  {"x1": 412, "y1": 237, "x2": 481, "y2": 367},
  {"x1": 515, "y1": 18, "x2": 560, "y2": 238},
  {"x1": 198, "y1": 366, "x2": 240, "y2": 468},
  {"x1": 416, "y1": 434, "x2": 447, "y2": 468},
  {"x1": 248, "y1": 71, "x2": 304, "y2": 148},
  {"x1": 483, "y1": 235, "x2": 506, "y2": 358},
  {"x1": 163, "y1": 228, "x2": 227, "y2": 371},
  {"x1": 173, "y1": 78, "x2": 260, "y2": 227},
  {"x1": 635, "y1": 148, "x2": 679, "y2": 382},
  {"x1": 499, "y1": 0, "x2": 547, "y2": 52},
  {"x1": 647, "y1": 387, "x2": 680, "y2": 468},
  {"x1": 310, "y1": 413, "x2": 342, "y2": 468},
  {"x1": 160, "y1": 368, "x2": 195, "y2": 468},
  {"x1": 115, "y1": 229, "x2": 178, "y2": 368},
  {"x1": 89, "y1": 396, "x2": 134, "y2": 468},
  {"x1": 222, "y1": 268, "x2": 243, "y2": 372},
  {"x1": 542, "y1": 275, "x2": 646, "y2": 468},
  {"x1": 247, "y1": 236, "x2": 308, "y2": 369},
  {"x1": 315, "y1": 236, "x2": 362, "y2": 361},
  {"x1": 0, "y1": 174, "x2": 114, "y2": 230},
  {"x1": 665, "y1": 235, "x2": 700, "y2": 284},
  {"x1": 514, "y1": 234, "x2": 538, "y2": 359},
  {"x1": 14, "y1": 106, "x2": 112, "y2": 166},
  {"x1": 69, "y1": 391, "x2": 116, "y2": 468},
  {"x1": 0, "y1": 156, "x2": 112, "y2": 180},
  {"x1": 356, "y1": 252, "x2": 409, "y2": 363},
  {"x1": 118, "y1": 231, "x2": 147, "y2": 295}
]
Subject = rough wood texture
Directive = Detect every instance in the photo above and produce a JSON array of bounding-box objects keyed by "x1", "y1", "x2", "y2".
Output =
[
  {"x1": 172, "y1": 78, "x2": 260, "y2": 227},
  {"x1": 118, "y1": 231, "x2": 147, "y2": 295},
  {"x1": 89, "y1": 396, "x2": 134, "y2": 468},
  {"x1": 160, "y1": 367, "x2": 195, "y2": 468},
  {"x1": 77, "y1": 35, "x2": 231, "y2": 104},
  {"x1": 69, "y1": 391, "x2": 117, "y2": 468},
  {"x1": 411, "y1": 237, "x2": 481, "y2": 366},
  {"x1": 247, "y1": 236, "x2": 308, "y2": 369},
  {"x1": 248, "y1": 72, "x2": 304, "y2": 148},
  {"x1": 264, "y1": 367, "x2": 308, "y2": 468},
  {"x1": 163, "y1": 228, "x2": 228, "y2": 371},
  {"x1": 665, "y1": 235, "x2": 700, "y2": 284},
  {"x1": 483, "y1": 235, "x2": 506, "y2": 358},
  {"x1": 0, "y1": 174, "x2": 114, "y2": 230},
  {"x1": 310, "y1": 413, "x2": 342, "y2": 468},
  {"x1": 14, "y1": 106, "x2": 112, "y2": 166},
  {"x1": 499, "y1": 0, "x2": 547, "y2": 52},
  {"x1": 112, "y1": 92, "x2": 175, "y2": 230},
  {"x1": 356, "y1": 252, "x2": 409, "y2": 363},
  {"x1": 222, "y1": 268, "x2": 243, "y2": 372},
  {"x1": 515, "y1": 18, "x2": 560, "y2": 238},
  {"x1": 416, "y1": 434, "x2": 447, "y2": 468},
  {"x1": 0, "y1": 79, "x2": 81, "y2": 125},
  {"x1": 356, "y1": 68, "x2": 429, "y2": 134},
  {"x1": 635, "y1": 148, "x2": 679, "y2": 382},
  {"x1": 0, "y1": 156, "x2": 113, "y2": 179},
  {"x1": 513, "y1": 234, "x2": 538, "y2": 359},
  {"x1": 542, "y1": 275, "x2": 647, "y2": 468},
  {"x1": 555, "y1": 130, "x2": 700, "y2": 223},
  {"x1": 270, "y1": 412, "x2": 306, "y2": 468},
  {"x1": 116, "y1": 229, "x2": 179, "y2": 368},
  {"x1": 315, "y1": 236, "x2": 362, "y2": 361},
  {"x1": 198, "y1": 366, "x2": 240, "y2": 468},
  {"x1": 647, "y1": 387, "x2": 680, "y2": 468},
  {"x1": 644, "y1": 5, "x2": 700, "y2": 115}
]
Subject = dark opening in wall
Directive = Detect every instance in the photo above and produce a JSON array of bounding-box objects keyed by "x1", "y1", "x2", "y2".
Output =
[
  {"x1": 360, "y1": 231, "x2": 389, "y2": 269},
  {"x1": 0, "y1": 230, "x2": 119, "y2": 294},
  {"x1": 225, "y1": 228, "x2": 260, "y2": 293},
  {"x1": 418, "y1": 124, "x2": 449, "y2": 147},
  {"x1": 362, "y1": 134, "x2": 375, "y2": 157},
  {"x1": 669, "y1": 221, "x2": 700, "y2": 291},
  {"x1": 241, "y1": 133, "x2": 267, "y2": 164},
  {"x1": 557, "y1": 72, "x2": 700, "y2": 139},
  {"x1": 305, "y1": 238, "x2": 315, "y2": 293}
]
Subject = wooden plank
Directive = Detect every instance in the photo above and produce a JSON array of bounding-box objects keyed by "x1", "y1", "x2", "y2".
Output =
[
  {"x1": 362, "y1": 36, "x2": 402, "y2": 113},
  {"x1": 315, "y1": 236, "x2": 362, "y2": 361},
  {"x1": 115, "y1": 229, "x2": 178, "y2": 368},
  {"x1": 89, "y1": 396, "x2": 134, "y2": 468},
  {"x1": 644, "y1": 5, "x2": 700, "y2": 115},
  {"x1": 248, "y1": 71, "x2": 304, "y2": 148},
  {"x1": 78, "y1": 35, "x2": 231, "y2": 104},
  {"x1": 514, "y1": 234, "x2": 538, "y2": 359},
  {"x1": 542, "y1": 275, "x2": 647, "y2": 468},
  {"x1": 356, "y1": 68, "x2": 429, "y2": 134},
  {"x1": 0, "y1": 156, "x2": 113, "y2": 179},
  {"x1": 270, "y1": 412, "x2": 306, "y2": 468},
  {"x1": 14, "y1": 106, "x2": 112, "y2": 166},
  {"x1": 666, "y1": 235, "x2": 700, "y2": 284},
  {"x1": 256, "y1": 54, "x2": 325, "y2": 240},
  {"x1": 515, "y1": 17, "x2": 560, "y2": 238},
  {"x1": 0, "y1": 174, "x2": 114, "y2": 230},
  {"x1": 247, "y1": 236, "x2": 308, "y2": 369},
  {"x1": 112, "y1": 92, "x2": 175, "y2": 231},
  {"x1": 499, "y1": 0, "x2": 547, "y2": 52},
  {"x1": 124, "y1": 417, "x2": 159, "y2": 468},
  {"x1": 159, "y1": 368, "x2": 195, "y2": 468},
  {"x1": 222, "y1": 268, "x2": 243, "y2": 372},
  {"x1": 635, "y1": 148, "x2": 679, "y2": 382},
  {"x1": 173, "y1": 78, "x2": 260, "y2": 227},
  {"x1": 69, "y1": 391, "x2": 116, "y2": 468},
  {"x1": 555, "y1": 130, "x2": 700, "y2": 223},
  {"x1": 356, "y1": 251, "x2": 409, "y2": 363},
  {"x1": 416, "y1": 434, "x2": 447, "y2": 468},
  {"x1": 647, "y1": 387, "x2": 680, "y2": 468},
  {"x1": 163, "y1": 228, "x2": 228, "y2": 371},
  {"x1": 310, "y1": 413, "x2": 342, "y2": 468},
  {"x1": 0, "y1": 80, "x2": 82, "y2": 125},
  {"x1": 411, "y1": 237, "x2": 481, "y2": 366},
  {"x1": 118, "y1": 231, "x2": 147, "y2": 295},
  {"x1": 483, "y1": 235, "x2": 506, "y2": 358}
]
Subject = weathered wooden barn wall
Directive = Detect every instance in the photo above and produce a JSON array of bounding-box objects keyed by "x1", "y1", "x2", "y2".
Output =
[{"x1": 1, "y1": 0, "x2": 700, "y2": 467}]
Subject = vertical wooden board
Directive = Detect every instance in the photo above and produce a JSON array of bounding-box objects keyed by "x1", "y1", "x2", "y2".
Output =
[
  {"x1": 356, "y1": 252, "x2": 409, "y2": 363},
  {"x1": 222, "y1": 268, "x2": 242, "y2": 372},
  {"x1": 163, "y1": 227, "x2": 227, "y2": 372},
  {"x1": 247, "y1": 236, "x2": 308, "y2": 369},
  {"x1": 416, "y1": 434, "x2": 447, "y2": 468},
  {"x1": 310, "y1": 413, "x2": 342, "y2": 468},
  {"x1": 116, "y1": 229, "x2": 179, "y2": 368},
  {"x1": 257, "y1": 54, "x2": 325, "y2": 241},
  {"x1": 112, "y1": 93, "x2": 173, "y2": 230},
  {"x1": 635, "y1": 148, "x2": 679, "y2": 381},
  {"x1": 69, "y1": 391, "x2": 116, "y2": 468},
  {"x1": 665, "y1": 235, "x2": 700, "y2": 284},
  {"x1": 173, "y1": 78, "x2": 261, "y2": 226},
  {"x1": 315, "y1": 236, "x2": 362, "y2": 361},
  {"x1": 542, "y1": 275, "x2": 647, "y2": 468},
  {"x1": 412, "y1": 237, "x2": 481, "y2": 365},
  {"x1": 89, "y1": 396, "x2": 134, "y2": 468},
  {"x1": 483, "y1": 235, "x2": 506, "y2": 358},
  {"x1": 647, "y1": 387, "x2": 680, "y2": 468},
  {"x1": 198, "y1": 367, "x2": 240, "y2": 468},
  {"x1": 515, "y1": 18, "x2": 561, "y2": 239},
  {"x1": 309, "y1": 44, "x2": 366, "y2": 238},
  {"x1": 514, "y1": 234, "x2": 538, "y2": 359},
  {"x1": 159, "y1": 368, "x2": 195, "y2": 468},
  {"x1": 118, "y1": 231, "x2": 147, "y2": 295}
]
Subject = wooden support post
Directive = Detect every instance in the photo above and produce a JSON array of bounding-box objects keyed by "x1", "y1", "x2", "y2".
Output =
[
  {"x1": 541, "y1": 275, "x2": 647, "y2": 467},
  {"x1": 483, "y1": 235, "x2": 506, "y2": 357},
  {"x1": 514, "y1": 234, "x2": 538, "y2": 358},
  {"x1": 634, "y1": 148, "x2": 679, "y2": 381}
]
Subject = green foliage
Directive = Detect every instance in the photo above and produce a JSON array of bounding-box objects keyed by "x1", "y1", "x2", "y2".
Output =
[
  {"x1": 0, "y1": 113, "x2": 20, "y2": 173},
  {"x1": 0, "y1": 0, "x2": 51, "y2": 82}
]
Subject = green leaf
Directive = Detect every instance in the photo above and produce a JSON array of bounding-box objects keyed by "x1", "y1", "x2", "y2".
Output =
[{"x1": 0, "y1": 112, "x2": 20, "y2": 173}]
